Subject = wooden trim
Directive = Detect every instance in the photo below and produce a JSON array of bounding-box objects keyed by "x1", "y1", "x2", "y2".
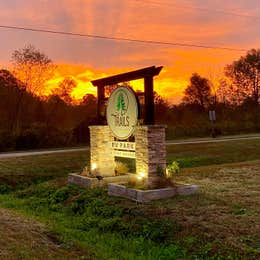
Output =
[{"x1": 91, "y1": 66, "x2": 162, "y2": 87}]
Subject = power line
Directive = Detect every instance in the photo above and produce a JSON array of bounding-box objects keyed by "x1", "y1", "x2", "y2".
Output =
[
  {"x1": 134, "y1": 0, "x2": 260, "y2": 21},
  {"x1": 0, "y1": 24, "x2": 248, "y2": 52}
]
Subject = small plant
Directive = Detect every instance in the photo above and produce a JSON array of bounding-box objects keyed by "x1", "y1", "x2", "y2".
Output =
[
  {"x1": 152, "y1": 164, "x2": 176, "y2": 188},
  {"x1": 0, "y1": 184, "x2": 12, "y2": 194},
  {"x1": 80, "y1": 165, "x2": 90, "y2": 176},
  {"x1": 156, "y1": 165, "x2": 165, "y2": 177},
  {"x1": 80, "y1": 165, "x2": 97, "y2": 177},
  {"x1": 115, "y1": 161, "x2": 129, "y2": 175},
  {"x1": 166, "y1": 161, "x2": 180, "y2": 178}
]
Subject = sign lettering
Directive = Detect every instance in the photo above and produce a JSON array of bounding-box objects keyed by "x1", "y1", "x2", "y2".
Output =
[
  {"x1": 111, "y1": 141, "x2": 135, "y2": 151},
  {"x1": 113, "y1": 150, "x2": 136, "y2": 158},
  {"x1": 106, "y1": 86, "x2": 139, "y2": 140}
]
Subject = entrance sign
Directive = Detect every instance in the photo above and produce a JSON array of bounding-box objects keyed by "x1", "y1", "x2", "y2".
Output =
[
  {"x1": 111, "y1": 141, "x2": 135, "y2": 151},
  {"x1": 113, "y1": 150, "x2": 136, "y2": 158},
  {"x1": 89, "y1": 66, "x2": 164, "y2": 179},
  {"x1": 106, "y1": 86, "x2": 139, "y2": 140},
  {"x1": 91, "y1": 66, "x2": 163, "y2": 125}
]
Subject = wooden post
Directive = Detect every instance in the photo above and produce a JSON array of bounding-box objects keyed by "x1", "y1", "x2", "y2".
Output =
[
  {"x1": 97, "y1": 85, "x2": 105, "y2": 124},
  {"x1": 92, "y1": 66, "x2": 163, "y2": 125},
  {"x1": 144, "y1": 76, "x2": 154, "y2": 125}
]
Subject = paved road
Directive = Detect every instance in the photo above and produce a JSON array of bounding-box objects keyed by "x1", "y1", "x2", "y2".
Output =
[
  {"x1": 0, "y1": 147, "x2": 89, "y2": 159},
  {"x1": 0, "y1": 135, "x2": 260, "y2": 159},
  {"x1": 166, "y1": 135, "x2": 260, "y2": 145}
]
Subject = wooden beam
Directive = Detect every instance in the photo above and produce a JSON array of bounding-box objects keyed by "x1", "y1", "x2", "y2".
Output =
[
  {"x1": 92, "y1": 66, "x2": 163, "y2": 125},
  {"x1": 91, "y1": 66, "x2": 162, "y2": 87}
]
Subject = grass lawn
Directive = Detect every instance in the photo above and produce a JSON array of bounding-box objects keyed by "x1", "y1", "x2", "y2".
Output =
[
  {"x1": 167, "y1": 139, "x2": 260, "y2": 167},
  {"x1": 0, "y1": 139, "x2": 259, "y2": 259}
]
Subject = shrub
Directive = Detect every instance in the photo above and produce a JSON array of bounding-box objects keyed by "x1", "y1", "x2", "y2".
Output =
[
  {"x1": 166, "y1": 161, "x2": 180, "y2": 178},
  {"x1": 115, "y1": 161, "x2": 129, "y2": 175},
  {"x1": 0, "y1": 184, "x2": 12, "y2": 194},
  {"x1": 49, "y1": 187, "x2": 70, "y2": 204},
  {"x1": 15, "y1": 131, "x2": 39, "y2": 150},
  {"x1": 0, "y1": 131, "x2": 16, "y2": 151}
]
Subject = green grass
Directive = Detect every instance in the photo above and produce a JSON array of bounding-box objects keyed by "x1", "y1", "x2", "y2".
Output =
[
  {"x1": 0, "y1": 183, "x2": 190, "y2": 259},
  {"x1": 0, "y1": 139, "x2": 260, "y2": 259},
  {"x1": 0, "y1": 151, "x2": 88, "y2": 190},
  {"x1": 111, "y1": 139, "x2": 260, "y2": 174},
  {"x1": 167, "y1": 139, "x2": 260, "y2": 167}
]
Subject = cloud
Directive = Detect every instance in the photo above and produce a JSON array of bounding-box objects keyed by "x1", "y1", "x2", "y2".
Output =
[{"x1": 0, "y1": 0, "x2": 259, "y2": 103}]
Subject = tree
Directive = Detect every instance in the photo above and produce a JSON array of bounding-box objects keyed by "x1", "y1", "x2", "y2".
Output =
[
  {"x1": 0, "y1": 69, "x2": 27, "y2": 133},
  {"x1": 11, "y1": 44, "x2": 55, "y2": 95},
  {"x1": 0, "y1": 69, "x2": 46, "y2": 136},
  {"x1": 225, "y1": 49, "x2": 260, "y2": 104},
  {"x1": 0, "y1": 70, "x2": 20, "y2": 131},
  {"x1": 52, "y1": 77, "x2": 77, "y2": 104},
  {"x1": 154, "y1": 92, "x2": 170, "y2": 123},
  {"x1": 81, "y1": 94, "x2": 97, "y2": 107},
  {"x1": 81, "y1": 94, "x2": 97, "y2": 117},
  {"x1": 182, "y1": 73, "x2": 213, "y2": 110},
  {"x1": 216, "y1": 78, "x2": 246, "y2": 105},
  {"x1": 9, "y1": 45, "x2": 55, "y2": 134}
]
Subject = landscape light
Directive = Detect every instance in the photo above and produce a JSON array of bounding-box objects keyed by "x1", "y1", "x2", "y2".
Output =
[
  {"x1": 137, "y1": 171, "x2": 146, "y2": 180},
  {"x1": 91, "y1": 163, "x2": 97, "y2": 171}
]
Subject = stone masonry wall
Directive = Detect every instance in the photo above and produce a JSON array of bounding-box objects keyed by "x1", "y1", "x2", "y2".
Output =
[
  {"x1": 89, "y1": 126, "x2": 115, "y2": 176},
  {"x1": 135, "y1": 125, "x2": 166, "y2": 187}
]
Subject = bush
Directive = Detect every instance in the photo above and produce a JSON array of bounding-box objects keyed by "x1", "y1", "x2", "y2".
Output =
[
  {"x1": 0, "y1": 131, "x2": 16, "y2": 151},
  {"x1": 0, "y1": 184, "x2": 12, "y2": 194},
  {"x1": 49, "y1": 187, "x2": 70, "y2": 204},
  {"x1": 115, "y1": 161, "x2": 129, "y2": 175},
  {"x1": 166, "y1": 161, "x2": 180, "y2": 178},
  {"x1": 15, "y1": 131, "x2": 39, "y2": 150},
  {"x1": 13, "y1": 124, "x2": 75, "y2": 150}
]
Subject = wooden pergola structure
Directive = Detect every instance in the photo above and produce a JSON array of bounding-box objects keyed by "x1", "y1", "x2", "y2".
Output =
[{"x1": 91, "y1": 66, "x2": 163, "y2": 125}]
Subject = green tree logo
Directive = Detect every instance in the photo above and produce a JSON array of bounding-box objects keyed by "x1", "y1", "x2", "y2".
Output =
[{"x1": 116, "y1": 91, "x2": 127, "y2": 114}]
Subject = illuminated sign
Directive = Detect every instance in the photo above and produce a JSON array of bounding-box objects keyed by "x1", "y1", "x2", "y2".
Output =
[
  {"x1": 111, "y1": 141, "x2": 135, "y2": 151},
  {"x1": 106, "y1": 86, "x2": 138, "y2": 140}
]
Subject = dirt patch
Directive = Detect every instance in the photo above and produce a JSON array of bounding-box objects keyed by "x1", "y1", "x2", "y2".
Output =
[{"x1": 0, "y1": 208, "x2": 91, "y2": 259}]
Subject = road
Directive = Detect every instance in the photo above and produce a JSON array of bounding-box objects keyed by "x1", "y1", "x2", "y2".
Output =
[
  {"x1": 0, "y1": 147, "x2": 88, "y2": 159},
  {"x1": 166, "y1": 134, "x2": 260, "y2": 145},
  {"x1": 0, "y1": 135, "x2": 260, "y2": 159}
]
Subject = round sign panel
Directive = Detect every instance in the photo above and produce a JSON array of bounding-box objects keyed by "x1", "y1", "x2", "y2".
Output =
[{"x1": 106, "y1": 86, "x2": 139, "y2": 140}]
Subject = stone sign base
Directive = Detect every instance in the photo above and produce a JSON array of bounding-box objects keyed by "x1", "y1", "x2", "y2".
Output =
[
  {"x1": 108, "y1": 183, "x2": 198, "y2": 203},
  {"x1": 68, "y1": 173, "x2": 133, "y2": 189}
]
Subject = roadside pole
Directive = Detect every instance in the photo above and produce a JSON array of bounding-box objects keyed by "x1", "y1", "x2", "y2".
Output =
[{"x1": 209, "y1": 110, "x2": 216, "y2": 138}]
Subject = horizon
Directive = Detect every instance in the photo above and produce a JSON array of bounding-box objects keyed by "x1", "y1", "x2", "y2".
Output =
[{"x1": 0, "y1": 0, "x2": 259, "y2": 103}]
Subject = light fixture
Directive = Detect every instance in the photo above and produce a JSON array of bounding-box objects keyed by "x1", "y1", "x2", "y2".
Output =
[
  {"x1": 91, "y1": 163, "x2": 97, "y2": 171},
  {"x1": 137, "y1": 171, "x2": 146, "y2": 180}
]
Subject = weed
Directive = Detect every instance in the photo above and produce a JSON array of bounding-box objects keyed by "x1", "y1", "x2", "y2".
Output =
[
  {"x1": 115, "y1": 161, "x2": 129, "y2": 175},
  {"x1": 166, "y1": 161, "x2": 180, "y2": 178},
  {"x1": 0, "y1": 184, "x2": 12, "y2": 194},
  {"x1": 156, "y1": 165, "x2": 165, "y2": 178}
]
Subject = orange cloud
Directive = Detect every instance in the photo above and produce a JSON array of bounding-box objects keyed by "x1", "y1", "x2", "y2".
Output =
[
  {"x1": 1, "y1": 0, "x2": 259, "y2": 105},
  {"x1": 44, "y1": 63, "x2": 189, "y2": 104}
]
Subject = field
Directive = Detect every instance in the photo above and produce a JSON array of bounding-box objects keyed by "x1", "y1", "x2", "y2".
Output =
[{"x1": 0, "y1": 139, "x2": 259, "y2": 259}]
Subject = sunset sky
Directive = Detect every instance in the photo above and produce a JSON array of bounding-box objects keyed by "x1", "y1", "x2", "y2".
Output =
[{"x1": 0, "y1": 0, "x2": 260, "y2": 103}]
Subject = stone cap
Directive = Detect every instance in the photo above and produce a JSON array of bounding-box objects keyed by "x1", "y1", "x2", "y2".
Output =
[
  {"x1": 89, "y1": 125, "x2": 110, "y2": 129},
  {"x1": 136, "y1": 125, "x2": 167, "y2": 129}
]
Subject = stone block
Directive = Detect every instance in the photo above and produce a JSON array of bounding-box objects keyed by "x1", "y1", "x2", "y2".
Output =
[
  {"x1": 68, "y1": 173, "x2": 133, "y2": 189},
  {"x1": 107, "y1": 182, "x2": 198, "y2": 203}
]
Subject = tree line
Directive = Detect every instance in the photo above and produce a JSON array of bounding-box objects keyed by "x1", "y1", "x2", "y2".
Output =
[
  {"x1": 0, "y1": 45, "x2": 259, "y2": 151},
  {"x1": 155, "y1": 49, "x2": 260, "y2": 138}
]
